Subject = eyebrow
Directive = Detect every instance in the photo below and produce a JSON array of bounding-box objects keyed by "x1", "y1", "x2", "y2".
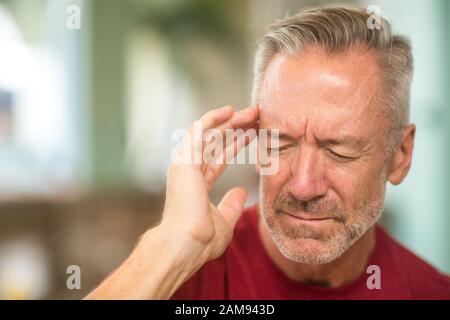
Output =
[
  {"x1": 270, "y1": 131, "x2": 366, "y2": 148},
  {"x1": 277, "y1": 133, "x2": 298, "y2": 142},
  {"x1": 316, "y1": 137, "x2": 367, "y2": 149}
]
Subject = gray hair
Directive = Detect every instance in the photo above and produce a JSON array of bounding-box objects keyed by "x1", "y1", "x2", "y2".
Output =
[{"x1": 252, "y1": 5, "x2": 414, "y2": 155}]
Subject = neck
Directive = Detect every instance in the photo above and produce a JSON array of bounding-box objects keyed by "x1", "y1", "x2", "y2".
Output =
[{"x1": 258, "y1": 210, "x2": 376, "y2": 288}]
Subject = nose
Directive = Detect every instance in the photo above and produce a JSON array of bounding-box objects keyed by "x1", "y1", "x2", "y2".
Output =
[{"x1": 287, "y1": 146, "x2": 329, "y2": 202}]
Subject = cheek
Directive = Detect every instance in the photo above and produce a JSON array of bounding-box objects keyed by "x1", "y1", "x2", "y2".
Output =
[
  {"x1": 327, "y1": 161, "x2": 386, "y2": 206},
  {"x1": 328, "y1": 167, "x2": 361, "y2": 195}
]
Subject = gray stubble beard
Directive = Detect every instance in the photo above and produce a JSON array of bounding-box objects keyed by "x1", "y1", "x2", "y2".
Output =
[{"x1": 259, "y1": 181, "x2": 386, "y2": 265}]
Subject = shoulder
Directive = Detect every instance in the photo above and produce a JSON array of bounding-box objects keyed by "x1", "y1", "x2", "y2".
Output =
[{"x1": 376, "y1": 225, "x2": 450, "y2": 299}]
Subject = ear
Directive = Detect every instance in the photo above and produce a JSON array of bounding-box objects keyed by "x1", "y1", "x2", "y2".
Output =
[{"x1": 387, "y1": 124, "x2": 416, "y2": 185}]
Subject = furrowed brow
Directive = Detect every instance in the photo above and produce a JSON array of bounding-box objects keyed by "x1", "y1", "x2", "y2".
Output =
[
  {"x1": 262, "y1": 129, "x2": 297, "y2": 141},
  {"x1": 316, "y1": 136, "x2": 367, "y2": 149},
  {"x1": 266, "y1": 131, "x2": 367, "y2": 149},
  {"x1": 278, "y1": 133, "x2": 298, "y2": 142}
]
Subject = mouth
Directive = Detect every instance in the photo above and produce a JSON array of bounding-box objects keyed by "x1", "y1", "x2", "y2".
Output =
[{"x1": 280, "y1": 210, "x2": 335, "y2": 224}]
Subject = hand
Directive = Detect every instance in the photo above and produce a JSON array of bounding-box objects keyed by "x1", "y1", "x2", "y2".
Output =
[
  {"x1": 85, "y1": 105, "x2": 259, "y2": 300},
  {"x1": 162, "y1": 105, "x2": 259, "y2": 262}
]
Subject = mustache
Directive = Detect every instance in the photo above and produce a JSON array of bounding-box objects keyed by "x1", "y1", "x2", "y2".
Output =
[{"x1": 273, "y1": 193, "x2": 346, "y2": 222}]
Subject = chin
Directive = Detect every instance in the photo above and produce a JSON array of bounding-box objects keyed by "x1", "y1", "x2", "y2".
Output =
[{"x1": 272, "y1": 234, "x2": 349, "y2": 265}]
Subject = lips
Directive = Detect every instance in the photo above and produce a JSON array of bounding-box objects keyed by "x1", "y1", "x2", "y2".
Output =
[{"x1": 280, "y1": 210, "x2": 334, "y2": 222}]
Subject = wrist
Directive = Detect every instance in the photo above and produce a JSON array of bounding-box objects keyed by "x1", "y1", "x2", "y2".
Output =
[
  {"x1": 85, "y1": 223, "x2": 208, "y2": 300},
  {"x1": 135, "y1": 224, "x2": 208, "y2": 298}
]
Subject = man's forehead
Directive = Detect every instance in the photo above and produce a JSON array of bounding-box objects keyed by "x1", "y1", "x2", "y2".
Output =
[{"x1": 258, "y1": 48, "x2": 384, "y2": 138}]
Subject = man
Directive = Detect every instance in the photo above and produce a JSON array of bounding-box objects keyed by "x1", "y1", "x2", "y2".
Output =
[{"x1": 87, "y1": 6, "x2": 450, "y2": 299}]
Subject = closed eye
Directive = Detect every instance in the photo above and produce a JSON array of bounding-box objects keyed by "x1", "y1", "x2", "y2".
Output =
[
  {"x1": 326, "y1": 149, "x2": 357, "y2": 161},
  {"x1": 267, "y1": 144, "x2": 294, "y2": 153}
]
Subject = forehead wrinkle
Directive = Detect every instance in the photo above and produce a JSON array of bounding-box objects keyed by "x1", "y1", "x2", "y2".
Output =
[
  {"x1": 313, "y1": 132, "x2": 366, "y2": 148},
  {"x1": 259, "y1": 49, "x2": 384, "y2": 139}
]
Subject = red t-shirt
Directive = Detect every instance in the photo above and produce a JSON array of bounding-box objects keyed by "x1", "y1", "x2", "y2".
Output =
[{"x1": 172, "y1": 205, "x2": 450, "y2": 300}]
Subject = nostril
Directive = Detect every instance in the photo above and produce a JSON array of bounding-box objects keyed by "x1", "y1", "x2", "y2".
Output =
[
  {"x1": 288, "y1": 181, "x2": 320, "y2": 202},
  {"x1": 288, "y1": 148, "x2": 328, "y2": 201},
  {"x1": 287, "y1": 170, "x2": 328, "y2": 202}
]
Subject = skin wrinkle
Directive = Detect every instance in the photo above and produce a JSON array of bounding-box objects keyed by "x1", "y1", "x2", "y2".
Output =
[
  {"x1": 261, "y1": 49, "x2": 389, "y2": 161},
  {"x1": 261, "y1": 49, "x2": 384, "y2": 137},
  {"x1": 252, "y1": 8, "x2": 413, "y2": 289},
  {"x1": 257, "y1": 46, "x2": 391, "y2": 274}
]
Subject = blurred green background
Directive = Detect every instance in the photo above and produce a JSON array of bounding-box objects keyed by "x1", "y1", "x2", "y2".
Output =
[{"x1": 0, "y1": 0, "x2": 448, "y2": 299}]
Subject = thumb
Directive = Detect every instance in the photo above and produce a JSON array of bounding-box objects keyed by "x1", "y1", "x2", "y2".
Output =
[{"x1": 217, "y1": 187, "x2": 248, "y2": 229}]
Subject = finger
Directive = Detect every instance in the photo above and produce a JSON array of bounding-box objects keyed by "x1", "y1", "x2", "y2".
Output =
[
  {"x1": 203, "y1": 125, "x2": 258, "y2": 189},
  {"x1": 213, "y1": 107, "x2": 259, "y2": 137},
  {"x1": 217, "y1": 187, "x2": 248, "y2": 229},
  {"x1": 200, "y1": 107, "x2": 258, "y2": 173},
  {"x1": 175, "y1": 105, "x2": 234, "y2": 165},
  {"x1": 218, "y1": 124, "x2": 258, "y2": 167},
  {"x1": 223, "y1": 123, "x2": 259, "y2": 157},
  {"x1": 175, "y1": 107, "x2": 258, "y2": 181},
  {"x1": 198, "y1": 105, "x2": 235, "y2": 132},
  {"x1": 201, "y1": 107, "x2": 258, "y2": 168},
  {"x1": 202, "y1": 107, "x2": 258, "y2": 146}
]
